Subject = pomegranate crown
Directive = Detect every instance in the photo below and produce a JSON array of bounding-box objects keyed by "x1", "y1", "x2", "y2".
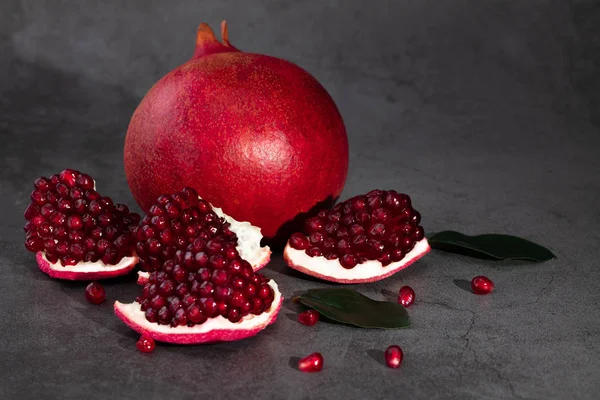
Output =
[{"x1": 193, "y1": 20, "x2": 240, "y2": 59}]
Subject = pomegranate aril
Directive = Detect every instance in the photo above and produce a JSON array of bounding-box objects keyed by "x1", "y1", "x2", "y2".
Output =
[
  {"x1": 157, "y1": 306, "x2": 171, "y2": 324},
  {"x1": 398, "y1": 286, "x2": 415, "y2": 307},
  {"x1": 309, "y1": 232, "x2": 324, "y2": 245},
  {"x1": 385, "y1": 345, "x2": 403, "y2": 368},
  {"x1": 136, "y1": 335, "x2": 156, "y2": 353},
  {"x1": 377, "y1": 252, "x2": 392, "y2": 266},
  {"x1": 471, "y1": 276, "x2": 494, "y2": 294},
  {"x1": 298, "y1": 310, "x2": 319, "y2": 326},
  {"x1": 34, "y1": 177, "x2": 51, "y2": 191},
  {"x1": 305, "y1": 217, "x2": 324, "y2": 233},
  {"x1": 85, "y1": 282, "x2": 106, "y2": 305},
  {"x1": 340, "y1": 253, "x2": 358, "y2": 269},
  {"x1": 289, "y1": 233, "x2": 310, "y2": 250},
  {"x1": 250, "y1": 297, "x2": 263, "y2": 314},
  {"x1": 187, "y1": 304, "x2": 207, "y2": 324},
  {"x1": 306, "y1": 247, "x2": 322, "y2": 257},
  {"x1": 412, "y1": 226, "x2": 424, "y2": 241},
  {"x1": 25, "y1": 236, "x2": 44, "y2": 252},
  {"x1": 37, "y1": 223, "x2": 53, "y2": 238},
  {"x1": 298, "y1": 352, "x2": 324, "y2": 372},
  {"x1": 228, "y1": 307, "x2": 242, "y2": 322},
  {"x1": 24, "y1": 204, "x2": 40, "y2": 219}
]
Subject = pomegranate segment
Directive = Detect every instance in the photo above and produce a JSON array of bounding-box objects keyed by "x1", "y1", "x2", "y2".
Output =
[
  {"x1": 114, "y1": 280, "x2": 282, "y2": 344},
  {"x1": 24, "y1": 169, "x2": 140, "y2": 280},
  {"x1": 284, "y1": 190, "x2": 430, "y2": 283},
  {"x1": 133, "y1": 187, "x2": 270, "y2": 273}
]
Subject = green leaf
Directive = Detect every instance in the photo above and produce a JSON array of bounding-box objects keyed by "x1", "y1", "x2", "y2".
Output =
[
  {"x1": 428, "y1": 230, "x2": 556, "y2": 262},
  {"x1": 295, "y1": 288, "x2": 410, "y2": 329}
]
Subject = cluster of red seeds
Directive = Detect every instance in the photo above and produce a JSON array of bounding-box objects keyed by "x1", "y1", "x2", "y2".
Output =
[
  {"x1": 135, "y1": 188, "x2": 275, "y2": 326},
  {"x1": 289, "y1": 189, "x2": 424, "y2": 269},
  {"x1": 134, "y1": 188, "x2": 237, "y2": 272},
  {"x1": 23, "y1": 169, "x2": 140, "y2": 266}
]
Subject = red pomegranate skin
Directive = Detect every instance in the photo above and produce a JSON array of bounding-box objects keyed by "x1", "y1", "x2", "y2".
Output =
[{"x1": 124, "y1": 22, "x2": 349, "y2": 243}]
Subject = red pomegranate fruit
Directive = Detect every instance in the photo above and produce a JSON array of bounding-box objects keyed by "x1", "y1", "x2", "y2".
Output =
[
  {"x1": 114, "y1": 188, "x2": 282, "y2": 344},
  {"x1": 23, "y1": 169, "x2": 140, "y2": 280},
  {"x1": 133, "y1": 187, "x2": 271, "y2": 285},
  {"x1": 124, "y1": 21, "x2": 348, "y2": 245},
  {"x1": 283, "y1": 190, "x2": 430, "y2": 283}
]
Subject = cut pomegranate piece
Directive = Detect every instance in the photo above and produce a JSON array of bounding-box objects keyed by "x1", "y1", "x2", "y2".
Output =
[
  {"x1": 134, "y1": 187, "x2": 271, "y2": 285},
  {"x1": 283, "y1": 190, "x2": 430, "y2": 283},
  {"x1": 115, "y1": 280, "x2": 282, "y2": 344},
  {"x1": 24, "y1": 169, "x2": 140, "y2": 280},
  {"x1": 115, "y1": 187, "x2": 281, "y2": 344}
]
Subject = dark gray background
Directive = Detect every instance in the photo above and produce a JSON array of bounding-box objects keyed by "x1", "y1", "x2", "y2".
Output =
[{"x1": 1, "y1": 1, "x2": 599, "y2": 399}]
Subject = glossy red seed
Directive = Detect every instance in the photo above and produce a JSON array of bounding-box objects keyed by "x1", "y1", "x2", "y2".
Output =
[
  {"x1": 340, "y1": 254, "x2": 357, "y2": 269},
  {"x1": 471, "y1": 276, "x2": 494, "y2": 295},
  {"x1": 289, "y1": 233, "x2": 311, "y2": 250},
  {"x1": 298, "y1": 352, "x2": 324, "y2": 372},
  {"x1": 298, "y1": 310, "x2": 319, "y2": 326},
  {"x1": 85, "y1": 282, "x2": 106, "y2": 305},
  {"x1": 398, "y1": 286, "x2": 415, "y2": 307},
  {"x1": 136, "y1": 336, "x2": 155, "y2": 353},
  {"x1": 306, "y1": 247, "x2": 322, "y2": 257},
  {"x1": 385, "y1": 345, "x2": 404, "y2": 368}
]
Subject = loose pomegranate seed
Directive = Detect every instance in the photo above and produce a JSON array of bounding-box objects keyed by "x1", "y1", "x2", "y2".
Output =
[
  {"x1": 85, "y1": 282, "x2": 106, "y2": 305},
  {"x1": 298, "y1": 352, "x2": 324, "y2": 372},
  {"x1": 385, "y1": 345, "x2": 404, "y2": 368},
  {"x1": 298, "y1": 310, "x2": 319, "y2": 326},
  {"x1": 398, "y1": 286, "x2": 415, "y2": 307},
  {"x1": 471, "y1": 276, "x2": 494, "y2": 294},
  {"x1": 136, "y1": 336, "x2": 156, "y2": 353}
]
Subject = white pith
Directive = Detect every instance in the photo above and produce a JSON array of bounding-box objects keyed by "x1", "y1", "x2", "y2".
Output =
[
  {"x1": 39, "y1": 252, "x2": 137, "y2": 272},
  {"x1": 115, "y1": 280, "x2": 281, "y2": 334},
  {"x1": 211, "y1": 203, "x2": 270, "y2": 267},
  {"x1": 285, "y1": 238, "x2": 429, "y2": 280}
]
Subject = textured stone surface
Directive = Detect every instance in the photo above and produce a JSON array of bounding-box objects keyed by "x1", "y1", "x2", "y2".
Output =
[{"x1": 1, "y1": 1, "x2": 599, "y2": 399}]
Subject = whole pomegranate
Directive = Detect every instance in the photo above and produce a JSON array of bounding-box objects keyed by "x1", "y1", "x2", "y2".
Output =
[{"x1": 124, "y1": 21, "x2": 349, "y2": 244}]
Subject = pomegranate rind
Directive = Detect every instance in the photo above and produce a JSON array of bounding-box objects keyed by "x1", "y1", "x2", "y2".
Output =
[
  {"x1": 36, "y1": 252, "x2": 138, "y2": 281},
  {"x1": 283, "y1": 238, "x2": 430, "y2": 283},
  {"x1": 114, "y1": 280, "x2": 282, "y2": 344}
]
